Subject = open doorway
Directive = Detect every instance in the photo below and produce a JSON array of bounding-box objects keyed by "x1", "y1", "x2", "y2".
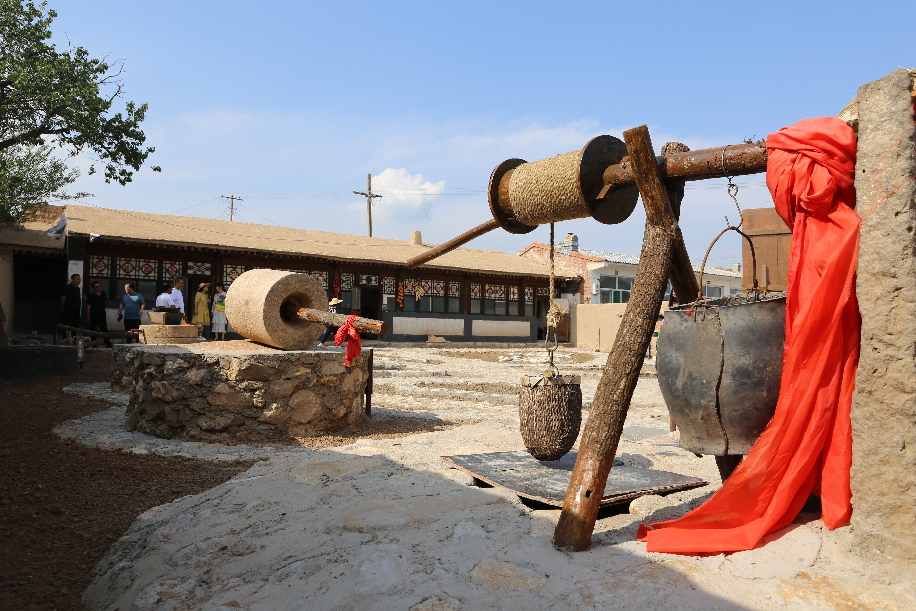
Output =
[{"x1": 358, "y1": 286, "x2": 380, "y2": 338}]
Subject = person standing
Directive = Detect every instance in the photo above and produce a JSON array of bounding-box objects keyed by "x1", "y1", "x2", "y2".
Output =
[
  {"x1": 192, "y1": 282, "x2": 211, "y2": 341},
  {"x1": 210, "y1": 284, "x2": 228, "y2": 340},
  {"x1": 155, "y1": 282, "x2": 174, "y2": 307},
  {"x1": 118, "y1": 283, "x2": 145, "y2": 343},
  {"x1": 317, "y1": 297, "x2": 343, "y2": 346},
  {"x1": 59, "y1": 274, "x2": 83, "y2": 329},
  {"x1": 170, "y1": 277, "x2": 187, "y2": 322},
  {"x1": 85, "y1": 281, "x2": 112, "y2": 348}
]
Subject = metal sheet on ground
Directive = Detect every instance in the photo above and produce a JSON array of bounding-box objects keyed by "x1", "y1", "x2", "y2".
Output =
[{"x1": 441, "y1": 450, "x2": 707, "y2": 507}]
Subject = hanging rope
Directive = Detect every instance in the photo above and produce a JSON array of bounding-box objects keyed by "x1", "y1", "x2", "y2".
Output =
[{"x1": 544, "y1": 223, "x2": 564, "y2": 370}]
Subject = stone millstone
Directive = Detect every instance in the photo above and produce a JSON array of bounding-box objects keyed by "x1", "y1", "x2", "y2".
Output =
[
  {"x1": 226, "y1": 269, "x2": 328, "y2": 350},
  {"x1": 140, "y1": 325, "x2": 198, "y2": 344}
]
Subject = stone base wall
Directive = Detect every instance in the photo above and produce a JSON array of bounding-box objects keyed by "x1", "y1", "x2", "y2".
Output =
[{"x1": 112, "y1": 345, "x2": 368, "y2": 442}]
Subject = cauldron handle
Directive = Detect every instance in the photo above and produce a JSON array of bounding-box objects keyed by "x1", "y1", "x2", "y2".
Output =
[{"x1": 697, "y1": 226, "x2": 759, "y2": 302}]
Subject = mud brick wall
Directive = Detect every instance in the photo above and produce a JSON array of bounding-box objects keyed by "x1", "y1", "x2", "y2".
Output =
[
  {"x1": 111, "y1": 345, "x2": 368, "y2": 442},
  {"x1": 851, "y1": 68, "x2": 916, "y2": 560}
]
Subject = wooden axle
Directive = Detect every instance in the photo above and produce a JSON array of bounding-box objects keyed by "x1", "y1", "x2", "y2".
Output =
[
  {"x1": 488, "y1": 140, "x2": 767, "y2": 234},
  {"x1": 294, "y1": 308, "x2": 387, "y2": 336}
]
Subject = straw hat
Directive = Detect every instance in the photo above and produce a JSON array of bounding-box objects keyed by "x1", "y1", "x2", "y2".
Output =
[
  {"x1": 198, "y1": 282, "x2": 211, "y2": 289},
  {"x1": 329, "y1": 297, "x2": 343, "y2": 306}
]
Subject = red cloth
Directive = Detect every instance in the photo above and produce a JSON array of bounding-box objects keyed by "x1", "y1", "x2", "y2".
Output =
[
  {"x1": 638, "y1": 117, "x2": 860, "y2": 553},
  {"x1": 334, "y1": 315, "x2": 362, "y2": 367}
]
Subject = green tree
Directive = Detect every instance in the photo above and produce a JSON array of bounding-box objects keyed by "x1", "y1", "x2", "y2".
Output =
[
  {"x1": 0, "y1": 143, "x2": 87, "y2": 230},
  {"x1": 0, "y1": 0, "x2": 159, "y2": 226}
]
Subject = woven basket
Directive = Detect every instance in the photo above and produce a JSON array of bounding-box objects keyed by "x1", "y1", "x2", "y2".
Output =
[{"x1": 518, "y1": 375, "x2": 582, "y2": 461}]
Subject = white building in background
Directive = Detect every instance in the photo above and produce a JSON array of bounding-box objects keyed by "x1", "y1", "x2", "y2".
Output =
[{"x1": 585, "y1": 252, "x2": 744, "y2": 304}]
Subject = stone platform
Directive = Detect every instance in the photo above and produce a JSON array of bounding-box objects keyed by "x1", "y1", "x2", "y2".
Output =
[{"x1": 111, "y1": 340, "x2": 369, "y2": 442}]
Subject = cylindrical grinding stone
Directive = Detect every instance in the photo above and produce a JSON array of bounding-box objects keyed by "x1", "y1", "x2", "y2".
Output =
[{"x1": 226, "y1": 270, "x2": 328, "y2": 349}]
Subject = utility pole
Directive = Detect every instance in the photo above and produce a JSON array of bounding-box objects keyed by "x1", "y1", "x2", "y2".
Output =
[
  {"x1": 220, "y1": 195, "x2": 243, "y2": 221},
  {"x1": 353, "y1": 174, "x2": 382, "y2": 237}
]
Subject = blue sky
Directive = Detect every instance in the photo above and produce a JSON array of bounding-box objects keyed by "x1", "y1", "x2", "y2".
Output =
[{"x1": 51, "y1": 0, "x2": 911, "y2": 267}]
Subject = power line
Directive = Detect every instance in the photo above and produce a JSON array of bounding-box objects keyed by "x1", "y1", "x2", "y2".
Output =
[{"x1": 169, "y1": 196, "x2": 221, "y2": 215}]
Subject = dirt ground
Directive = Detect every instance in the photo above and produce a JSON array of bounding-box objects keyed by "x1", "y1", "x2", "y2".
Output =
[
  {"x1": 0, "y1": 349, "x2": 465, "y2": 610},
  {"x1": 449, "y1": 349, "x2": 598, "y2": 364},
  {"x1": 0, "y1": 351, "x2": 255, "y2": 611}
]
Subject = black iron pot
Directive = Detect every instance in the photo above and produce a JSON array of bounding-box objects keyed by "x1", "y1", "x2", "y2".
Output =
[{"x1": 657, "y1": 292, "x2": 786, "y2": 463}]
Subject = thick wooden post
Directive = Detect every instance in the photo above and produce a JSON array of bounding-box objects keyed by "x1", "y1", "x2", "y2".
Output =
[
  {"x1": 554, "y1": 125, "x2": 680, "y2": 551},
  {"x1": 660, "y1": 142, "x2": 701, "y2": 303}
]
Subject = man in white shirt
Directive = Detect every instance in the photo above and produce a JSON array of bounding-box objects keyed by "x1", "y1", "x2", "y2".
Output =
[
  {"x1": 155, "y1": 282, "x2": 174, "y2": 307},
  {"x1": 170, "y1": 277, "x2": 187, "y2": 322}
]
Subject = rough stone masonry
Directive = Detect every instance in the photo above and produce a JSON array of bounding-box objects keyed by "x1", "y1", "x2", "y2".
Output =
[
  {"x1": 112, "y1": 343, "x2": 369, "y2": 442},
  {"x1": 851, "y1": 67, "x2": 916, "y2": 561}
]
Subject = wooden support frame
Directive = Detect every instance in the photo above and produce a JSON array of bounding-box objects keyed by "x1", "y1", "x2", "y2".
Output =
[{"x1": 553, "y1": 125, "x2": 684, "y2": 551}]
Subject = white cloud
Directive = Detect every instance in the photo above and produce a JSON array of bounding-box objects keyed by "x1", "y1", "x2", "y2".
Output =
[{"x1": 369, "y1": 168, "x2": 445, "y2": 210}]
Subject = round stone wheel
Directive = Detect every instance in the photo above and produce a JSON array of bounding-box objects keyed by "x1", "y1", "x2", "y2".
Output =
[
  {"x1": 139, "y1": 324, "x2": 199, "y2": 344},
  {"x1": 225, "y1": 270, "x2": 328, "y2": 349}
]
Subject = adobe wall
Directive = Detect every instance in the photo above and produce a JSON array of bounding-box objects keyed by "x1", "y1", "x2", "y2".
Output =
[
  {"x1": 111, "y1": 343, "x2": 369, "y2": 442},
  {"x1": 570, "y1": 303, "x2": 628, "y2": 351},
  {"x1": 851, "y1": 68, "x2": 916, "y2": 560}
]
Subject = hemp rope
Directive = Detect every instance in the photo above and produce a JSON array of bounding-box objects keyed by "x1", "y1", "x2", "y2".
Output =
[{"x1": 509, "y1": 151, "x2": 590, "y2": 225}]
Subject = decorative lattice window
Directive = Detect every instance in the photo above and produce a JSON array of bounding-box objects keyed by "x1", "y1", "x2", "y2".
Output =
[
  {"x1": 471, "y1": 283, "x2": 481, "y2": 299},
  {"x1": 187, "y1": 261, "x2": 212, "y2": 275},
  {"x1": 536, "y1": 287, "x2": 549, "y2": 297},
  {"x1": 341, "y1": 273, "x2": 353, "y2": 291},
  {"x1": 118, "y1": 257, "x2": 158, "y2": 280},
  {"x1": 525, "y1": 287, "x2": 534, "y2": 302},
  {"x1": 224, "y1": 264, "x2": 246, "y2": 286},
  {"x1": 427, "y1": 279, "x2": 445, "y2": 296},
  {"x1": 163, "y1": 260, "x2": 182, "y2": 279},
  {"x1": 359, "y1": 274, "x2": 379, "y2": 286},
  {"x1": 509, "y1": 286, "x2": 519, "y2": 300},
  {"x1": 448, "y1": 282, "x2": 461, "y2": 298},
  {"x1": 90, "y1": 255, "x2": 110, "y2": 276},
  {"x1": 383, "y1": 276, "x2": 396, "y2": 294},
  {"x1": 310, "y1": 271, "x2": 328, "y2": 289},
  {"x1": 486, "y1": 284, "x2": 505, "y2": 299},
  {"x1": 403, "y1": 278, "x2": 416, "y2": 292}
]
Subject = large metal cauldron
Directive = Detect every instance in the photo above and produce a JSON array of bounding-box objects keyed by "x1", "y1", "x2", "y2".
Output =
[{"x1": 657, "y1": 292, "x2": 786, "y2": 463}]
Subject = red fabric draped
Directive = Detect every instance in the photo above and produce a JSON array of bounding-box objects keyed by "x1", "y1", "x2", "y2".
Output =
[
  {"x1": 637, "y1": 117, "x2": 860, "y2": 553},
  {"x1": 334, "y1": 315, "x2": 362, "y2": 367}
]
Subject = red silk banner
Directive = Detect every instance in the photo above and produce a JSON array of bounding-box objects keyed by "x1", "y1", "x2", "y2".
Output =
[{"x1": 638, "y1": 117, "x2": 860, "y2": 553}]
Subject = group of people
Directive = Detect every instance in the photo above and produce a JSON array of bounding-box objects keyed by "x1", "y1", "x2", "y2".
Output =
[{"x1": 58, "y1": 274, "x2": 229, "y2": 344}]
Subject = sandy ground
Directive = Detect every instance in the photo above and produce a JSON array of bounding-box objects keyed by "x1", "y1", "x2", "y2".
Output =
[{"x1": 28, "y1": 346, "x2": 916, "y2": 609}]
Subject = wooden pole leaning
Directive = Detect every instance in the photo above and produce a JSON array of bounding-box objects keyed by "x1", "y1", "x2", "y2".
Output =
[
  {"x1": 55, "y1": 323, "x2": 135, "y2": 339},
  {"x1": 553, "y1": 125, "x2": 682, "y2": 552},
  {"x1": 295, "y1": 308, "x2": 387, "y2": 336}
]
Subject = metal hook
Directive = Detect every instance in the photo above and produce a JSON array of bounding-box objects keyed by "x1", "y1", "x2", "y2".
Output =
[
  {"x1": 544, "y1": 329, "x2": 558, "y2": 353},
  {"x1": 721, "y1": 144, "x2": 743, "y2": 228}
]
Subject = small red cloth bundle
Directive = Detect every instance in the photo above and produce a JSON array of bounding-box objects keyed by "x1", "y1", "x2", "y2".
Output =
[{"x1": 334, "y1": 315, "x2": 362, "y2": 366}]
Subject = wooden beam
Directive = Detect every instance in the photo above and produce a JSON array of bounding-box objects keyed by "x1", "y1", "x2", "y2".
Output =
[
  {"x1": 554, "y1": 125, "x2": 680, "y2": 552},
  {"x1": 405, "y1": 219, "x2": 500, "y2": 268},
  {"x1": 294, "y1": 308, "x2": 387, "y2": 336}
]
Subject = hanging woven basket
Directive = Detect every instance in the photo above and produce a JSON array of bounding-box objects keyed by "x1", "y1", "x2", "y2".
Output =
[{"x1": 518, "y1": 375, "x2": 582, "y2": 461}]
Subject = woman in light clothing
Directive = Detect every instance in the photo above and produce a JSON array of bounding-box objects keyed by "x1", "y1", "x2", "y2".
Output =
[
  {"x1": 211, "y1": 284, "x2": 228, "y2": 340},
  {"x1": 192, "y1": 282, "x2": 211, "y2": 340}
]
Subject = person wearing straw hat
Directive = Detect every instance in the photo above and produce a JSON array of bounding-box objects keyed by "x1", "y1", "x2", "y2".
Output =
[
  {"x1": 317, "y1": 297, "x2": 343, "y2": 346},
  {"x1": 192, "y1": 282, "x2": 211, "y2": 341}
]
